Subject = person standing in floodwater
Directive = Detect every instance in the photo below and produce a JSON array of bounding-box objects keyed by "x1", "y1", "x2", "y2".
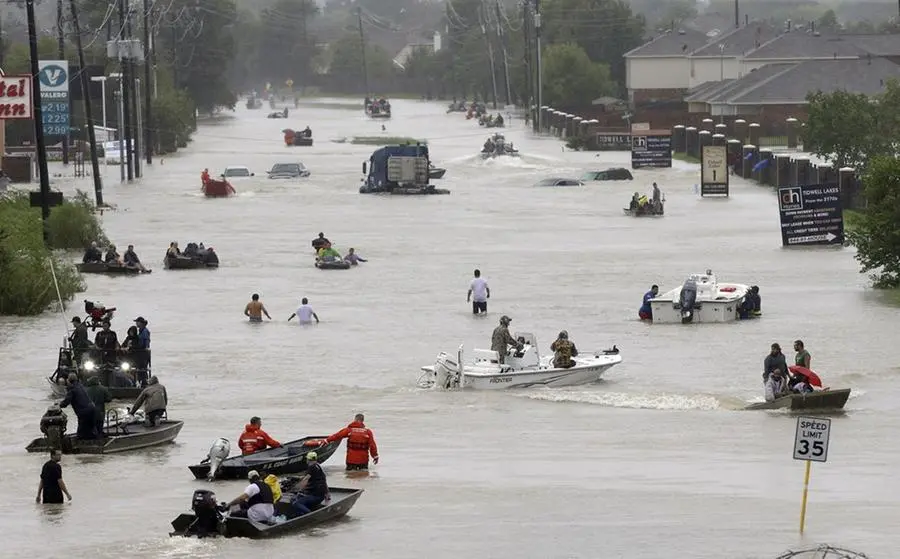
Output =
[
  {"x1": 288, "y1": 298, "x2": 319, "y2": 324},
  {"x1": 36, "y1": 450, "x2": 71, "y2": 504},
  {"x1": 467, "y1": 269, "x2": 490, "y2": 314},
  {"x1": 244, "y1": 294, "x2": 272, "y2": 322}
]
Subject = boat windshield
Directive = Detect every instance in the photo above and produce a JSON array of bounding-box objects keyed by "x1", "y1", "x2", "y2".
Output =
[{"x1": 224, "y1": 168, "x2": 250, "y2": 177}]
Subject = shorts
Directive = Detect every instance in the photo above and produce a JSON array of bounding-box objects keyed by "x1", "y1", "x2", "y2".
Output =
[
  {"x1": 346, "y1": 463, "x2": 368, "y2": 471},
  {"x1": 472, "y1": 301, "x2": 487, "y2": 314},
  {"x1": 248, "y1": 316, "x2": 262, "y2": 322}
]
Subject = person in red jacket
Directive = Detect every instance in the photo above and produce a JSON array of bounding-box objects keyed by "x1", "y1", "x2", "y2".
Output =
[
  {"x1": 326, "y1": 413, "x2": 379, "y2": 470},
  {"x1": 239, "y1": 416, "x2": 282, "y2": 455}
]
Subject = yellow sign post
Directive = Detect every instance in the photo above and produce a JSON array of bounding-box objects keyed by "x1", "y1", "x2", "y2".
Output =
[{"x1": 792, "y1": 416, "x2": 831, "y2": 534}]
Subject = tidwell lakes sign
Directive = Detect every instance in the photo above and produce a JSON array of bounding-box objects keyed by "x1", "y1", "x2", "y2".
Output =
[{"x1": 0, "y1": 76, "x2": 33, "y2": 119}]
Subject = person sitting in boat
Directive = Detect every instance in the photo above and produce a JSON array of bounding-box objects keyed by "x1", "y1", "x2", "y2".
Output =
[
  {"x1": 317, "y1": 246, "x2": 342, "y2": 262},
  {"x1": 764, "y1": 368, "x2": 789, "y2": 402},
  {"x1": 291, "y1": 451, "x2": 330, "y2": 515},
  {"x1": 312, "y1": 232, "x2": 330, "y2": 250},
  {"x1": 495, "y1": 114, "x2": 504, "y2": 127},
  {"x1": 226, "y1": 470, "x2": 275, "y2": 523},
  {"x1": 82, "y1": 241, "x2": 102, "y2": 263},
  {"x1": 344, "y1": 248, "x2": 367, "y2": 265},
  {"x1": 550, "y1": 331, "x2": 578, "y2": 369},
  {"x1": 239, "y1": 416, "x2": 282, "y2": 455},
  {"x1": 166, "y1": 242, "x2": 180, "y2": 258},
  {"x1": 491, "y1": 315, "x2": 522, "y2": 365},
  {"x1": 104, "y1": 244, "x2": 122, "y2": 265},
  {"x1": 128, "y1": 375, "x2": 167, "y2": 426},
  {"x1": 302, "y1": 126, "x2": 312, "y2": 138},
  {"x1": 639, "y1": 284, "x2": 659, "y2": 320},
  {"x1": 483, "y1": 138, "x2": 495, "y2": 153},
  {"x1": 629, "y1": 192, "x2": 640, "y2": 211},
  {"x1": 763, "y1": 343, "x2": 788, "y2": 382},
  {"x1": 201, "y1": 168, "x2": 210, "y2": 184},
  {"x1": 183, "y1": 242, "x2": 199, "y2": 258},
  {"x1": 123, "y1": 245, "x2": 147, "y2": 272}
]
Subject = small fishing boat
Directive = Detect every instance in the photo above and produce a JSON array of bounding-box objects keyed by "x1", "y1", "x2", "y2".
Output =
[
  {"x1": 624, "y1": 195, "x2": 665, "y2": 216},
  {"x1": 187, "y1": 436, "x2": 340, "y2": 480},
  {"x1": 480, "y1": 133, "x2": 519, "y2": 159},
  {"x1": 267, "y1": 108, "x2": 289, "y2": 119},
  {"x1": 283, "y1": 128, "x2": 313, "y2": 147},
  {"x1": 650, "y1": 270, "x2": 751, "y2": 324},
  {"x1": 164, "y1": 244, "x2": 219, "y2": 269},
  {"x1": 169, "y1": 483, "x2": 364, "y2": 539},
  {"x1": 27, "y1": 408, "x2": 183, "y2": 454},
  {"x1": 744, "y1": 388, "x2": 851, "y2": 411},
  {"x1": 202, "y1": 178, "x2": 236, "y2": 198},
  {"x1": 76, "y1": 262, "x2": 150, "y2": 275},
  {"x1": 419, "y1": 332, "x2": 621, "y2": 390}
]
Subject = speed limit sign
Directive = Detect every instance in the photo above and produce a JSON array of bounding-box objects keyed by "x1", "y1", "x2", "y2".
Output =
[{"x1": 793, "y1": 416, "x2": 831, "y2": 463}]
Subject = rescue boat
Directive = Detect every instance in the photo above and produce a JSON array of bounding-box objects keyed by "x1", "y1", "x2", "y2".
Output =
[
  {"x1": 650, "y1": 270, "x2": 751, "y2": 324},
  {"x1": 418, "y1": 332, "x2": 621, "y2": 390},
  {"x1": 202, "y1": 178, "x2": 236, "y2": 198}
]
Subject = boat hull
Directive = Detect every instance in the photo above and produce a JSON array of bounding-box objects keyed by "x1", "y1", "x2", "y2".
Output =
[
  {"x1": 26, "y1": 420, "x2": 183, "y2": 454},
  {"x1": 170, "y1": 486, "x2": 363, "y2": 539},
  {"x1": 623, "y1": 207, "x2": 664, "y2": 217},
  {"x1": 463, "y1": 357, "x2": 621, "y2": 390},
  {"x1": 202, "y1": 179, "x2": 235, "y2": 198},
  {"x1": 76, "y1": 262, "x2": 148, "y2": 275},
  {"x1": 429, "y1": 167, "x2": 446, "y2": 179},
  {"x1": 315, "y1": 260, "x2": 351, "y2": 270},
  {"x1": 745, "y1": 388, "x2": 851, "y2": 411},
  {"x1": 187, "y1": 437, "x2": 341, "y2": 480},
  {"x1": 289, "y1": 137, "x2": 313, "y2": 146},
  {"x1": 164, "y1": 256, "x2": 219, "y2": 269}
]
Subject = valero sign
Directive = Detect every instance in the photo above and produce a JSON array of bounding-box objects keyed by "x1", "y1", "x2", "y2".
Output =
[{"x1": 0, "y1": 76, "x2": 33, "y2": 119}]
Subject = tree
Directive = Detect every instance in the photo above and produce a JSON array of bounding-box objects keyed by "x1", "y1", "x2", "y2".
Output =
[
  {"x1": 542, "y1": 0, "x2": 644, "y2": 93},
  {"x1": 541, "y1": 43, "x2": 615, "y2": 107},
  {"x1": 847, "y1": 156, "x2": 900, "y2": 288},
  {"x1": 327, "y1": 32, "x2": 394, "y2": 91},
  {"x1": 661, "y1": 0, "x2": 697, "y2": 26},
  {"x1": 255, "y1": 0, "x2": 319, "y2": 87},
  {"x1": 817, "y1": 9, "x2": 840, "y2": 33},
  {"x1": 804, "y1": 90, "x2": 883, "y2": 171}
]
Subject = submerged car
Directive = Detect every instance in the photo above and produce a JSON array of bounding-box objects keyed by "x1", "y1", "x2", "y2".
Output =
[
  {"x1": 266, "y1": 162, "x2": 310, "y2": 179},
  {"x1": 581, "y1": 168, "x2": 633, "y2": 181},
  {"x1": 534, "y1": 177, "x2": 584, "y2": 187},
  {"x1": 221, "y1": 166, "x2": 254, "y2": 179}
]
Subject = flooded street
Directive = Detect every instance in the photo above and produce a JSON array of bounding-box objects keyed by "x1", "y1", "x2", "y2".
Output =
[{"x1": 1, "y1": 98, "x2": 898, "y2": 558}]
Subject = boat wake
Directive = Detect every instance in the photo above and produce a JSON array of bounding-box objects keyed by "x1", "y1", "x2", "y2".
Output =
[{"x1": 515, "y1": 388, "x2": 726, "y2": 411}]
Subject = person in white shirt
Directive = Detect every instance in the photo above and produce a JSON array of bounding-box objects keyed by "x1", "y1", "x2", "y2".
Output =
[
  {"x1": 466, "y1": 269, "x2": 490, "y2": 314},
  {"x1": 226, "y1": 470, "x2": 275, "y2": 523},
  {"x1": 288, "y1": 297, "x2": 319, "y2": 324}
]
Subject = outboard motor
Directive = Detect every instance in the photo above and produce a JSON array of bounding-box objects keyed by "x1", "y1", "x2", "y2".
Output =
[
  {"x1": 679, "y1": 278, "x2": 698, "y2": 324},
  {"x1": 190, "y1": 489, "x2": 224, "y2": 537},
  {"x1": 205, "y1": 438, "x2": 230, "y2": 481},
  {"x1": 39, "y1": 405, "x2": 68, "y2": 451},
  {"x1": 433, "y1": 352, "x2": 461, "y2": 390}
]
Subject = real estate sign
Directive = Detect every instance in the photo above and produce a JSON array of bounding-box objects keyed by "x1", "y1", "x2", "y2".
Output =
[
  {"x1": 777, "y1": 183, "x2": 844, "y2": 246},
  {"x1": 631, "y1": 128, "x2": 672, "y2": 169}
]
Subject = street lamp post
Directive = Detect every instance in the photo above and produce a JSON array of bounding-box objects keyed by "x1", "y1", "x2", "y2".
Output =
[
  {"x1": 109, "y1": 72, "x2": 125, "y2": 182},
  {"x1": 90, "y1": 76, "x2": 107, "y2": 166}
]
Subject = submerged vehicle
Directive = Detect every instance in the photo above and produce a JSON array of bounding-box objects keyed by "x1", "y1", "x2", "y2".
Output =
[
  {"x1": 246, "y1": 97, "x2": 262, "y2": 109},
  {"x1": 534, "y1": 177, "x2": 583, "y2": 187},
  {"x1": 27, "y1": 407, "x2": 183, "y2": 454},
  {"x1": 267, "y1": 162, "x2": 310, "y2": 179},
  {"x1": 169, "y1": 481, "x2": 364, "y2": 539},
  {"x1": 221, "y1": 166, "x2": 254, "y2": 179},
  {"x1": 267, "y1": 108, "x2": 289, "y2": 119},
  {"x1": 481, "y1": 133, "x2": 519, "y2": 158},
  {"x1": 188, "y1": 436, "x2": 340, "y2": 480},
  {"x1": 359, "y1": 144, "x2": 449, "y2": 195},
  {"x1": 419, "y1": 332, "x2": 621, "y2": 390},
  {"x1": 650, "y1": 270, "x2": 752, "y2": 324},
  {"x1": 165, "y1": 243, "x2": 219, "y2": 269},
  {"x1": 582, "y1": 168, "x2": 633, "y2": 181}
]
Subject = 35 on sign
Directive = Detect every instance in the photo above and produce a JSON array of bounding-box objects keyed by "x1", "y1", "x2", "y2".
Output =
[
  {"x1": 795, "y1": 439, "x2": 825, "y2": 459},
  {"x1": 793, "y1": 416, "x2": 831, "y2": 463}
]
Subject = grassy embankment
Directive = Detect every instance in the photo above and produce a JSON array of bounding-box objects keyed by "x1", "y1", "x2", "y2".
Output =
[{"x1": 0, "y1": 191, "x2": 107, "y2": 316}]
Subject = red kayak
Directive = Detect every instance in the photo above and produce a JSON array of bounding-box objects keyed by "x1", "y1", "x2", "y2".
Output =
[{"x1": 202, "y1": 178, "x2": 236, "y2": 198}]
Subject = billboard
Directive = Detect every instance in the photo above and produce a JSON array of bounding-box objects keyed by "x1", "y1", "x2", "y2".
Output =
[
  {"x1": 700, "y1": 145, "x2": 729, "y2": 196},
  {"x1": 777, "y1": 184, "x2": 844, "y2": 246},
  {"x1": 38, "y1": 60, "x2": 70, "y2": 136},
  {"x1": 631, "y1": 130, "x2": 672, "y2": 169},
  {"x1": 0, "y1": 76, "x2": 33, "y2": 119}
]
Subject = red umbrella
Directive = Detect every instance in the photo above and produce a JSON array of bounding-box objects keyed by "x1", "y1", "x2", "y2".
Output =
[{"x1": 789, "y1": 366, "x2": 822, "y2": 387}]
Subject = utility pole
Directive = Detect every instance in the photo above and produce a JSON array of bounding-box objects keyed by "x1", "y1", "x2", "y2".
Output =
[
  {"x1": 56, "y1": 0, "x2": 69, "y2": 165},
  {"x1": 479, "y1": 6, "x2": 499, "y2": 110},
  {"x1": 143, "y1": 0, "x2": 152, "y2": 164},
  {"x1": 495, "y1": 0, "x2": 512, "y2": 106},
  {"x1": 735, "y1": 0, "x2": 740, "y2": 28},
  {"x1": 523, "y1": 1, "x2": 534, "y2": 129},
  {"x1": 118, "y1": 0, "x2": 133, "y2": 180},
  {"x1": 26, "y1": 0, "x2": 54, "y2": 245},
  {"x1": 69, "y1": 0, "x2": 103, "y2": 206},
  {"x1": 535, "y1": 0, "x2": 543, "y2": 132},
  {"x1": 357, "y1": 7, "x2": 370, "y2": 100},
  {"x1": 126, "y1": 6, "x2": 140, "y2": 178}
]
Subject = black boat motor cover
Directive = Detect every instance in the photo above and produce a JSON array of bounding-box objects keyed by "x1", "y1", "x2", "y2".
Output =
[
  {"x1": 680, "y1": 279, "x2": 698, "y2": 321},
  {"x1": 190, "y1": 489, "x2": 223, "y2": 536}
]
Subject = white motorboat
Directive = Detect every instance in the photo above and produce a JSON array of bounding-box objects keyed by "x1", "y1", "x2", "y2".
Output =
[
  {"x1": 418, "y1": 332, "x2": 622, "y2": 390},
  {"x1": 650, "y1": 270, "x2": 750, "y2": 324}
]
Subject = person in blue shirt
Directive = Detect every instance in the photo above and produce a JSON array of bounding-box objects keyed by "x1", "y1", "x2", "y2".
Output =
[
  {"x1": 639, "y1": 285, "x2": 659, "y2": 320},
  {"x1": 133, "y1": 317, "x2": 151, "y2": 385}
]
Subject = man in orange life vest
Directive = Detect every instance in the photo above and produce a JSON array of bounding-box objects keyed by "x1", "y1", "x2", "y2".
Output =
[
  {"x1": 326, "y1": 413, "x2": 379, "y2": 470},
  {"x1": 239, "y1": 416, "x2": 282, "y2": 455}
]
